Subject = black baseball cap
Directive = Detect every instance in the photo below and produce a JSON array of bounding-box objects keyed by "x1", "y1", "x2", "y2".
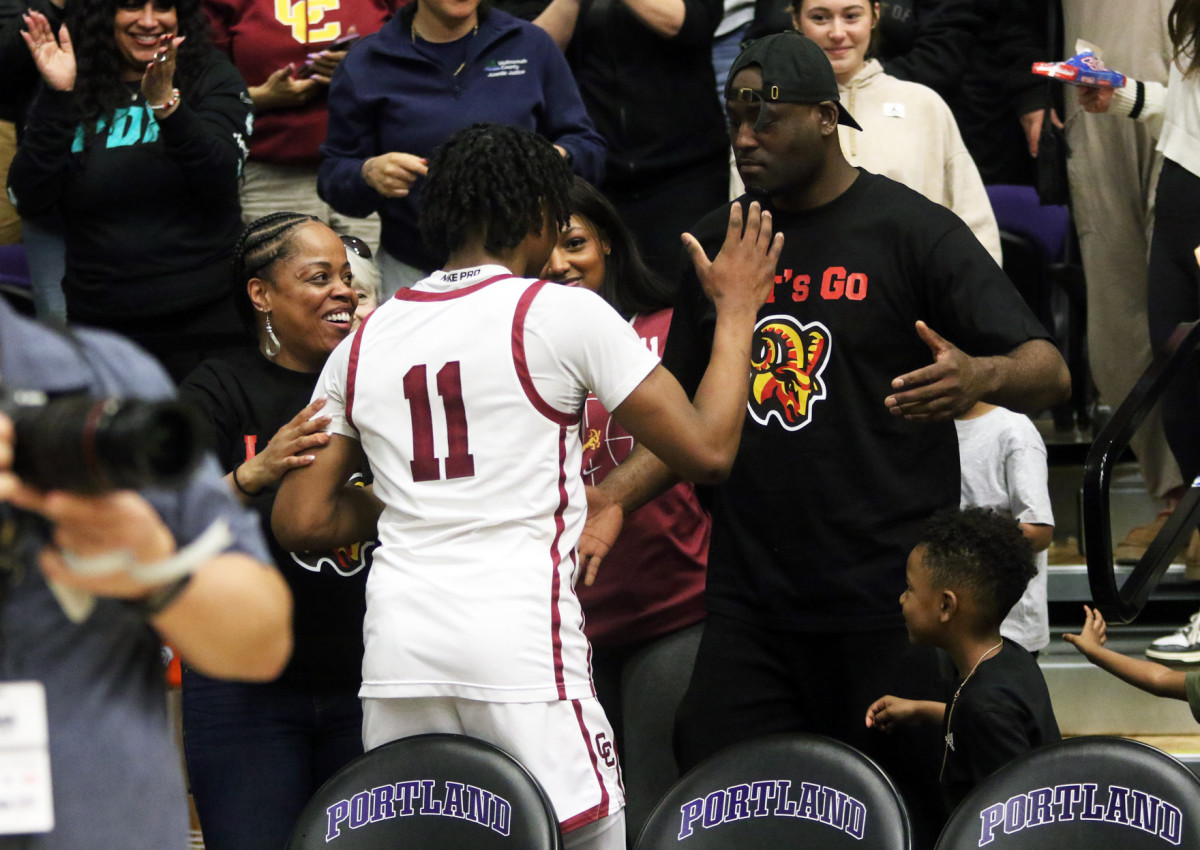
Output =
[{"x1": 726, "y1": 31, "x2": 862, "y2": 131}]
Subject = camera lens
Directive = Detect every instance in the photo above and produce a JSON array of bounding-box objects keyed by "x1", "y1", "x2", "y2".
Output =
[{"x1": 12, "y1": 395, "x2": 202, "y2": 494}]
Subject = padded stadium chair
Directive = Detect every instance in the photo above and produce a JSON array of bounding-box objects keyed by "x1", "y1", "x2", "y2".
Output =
[
  {"x1": 986, "y1": 184, "x2": 1092, "y2": 431},
  {"x1": 935, "y1": 736, "x2": 1200, "y2": 849},
  {"x1": 287, "y1": 733, "x2": 563, "y2": 849},
  {"x1": 633, "y1": 733, "x2": 912, "y2": 849}
]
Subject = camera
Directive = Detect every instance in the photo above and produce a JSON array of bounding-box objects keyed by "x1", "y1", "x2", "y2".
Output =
[{"x1": 1, "y1": 386, "x2": 203, "y2": 494}]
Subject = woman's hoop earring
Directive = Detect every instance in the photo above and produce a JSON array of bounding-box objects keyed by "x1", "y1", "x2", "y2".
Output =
[{"x1": 262, "y1": 314, "x2": 281, "y2": 359}]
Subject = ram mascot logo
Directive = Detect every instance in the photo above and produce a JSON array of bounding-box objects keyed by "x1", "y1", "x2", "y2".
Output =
[
  {"x1": 748, "y1": 316, "x2": 831, "y2": 430},
  {"x1": 289, "y1": 471, "x2": 376, "y2": 576},
  {"x1": 290, "y1": 539, "x2": 376, "y2": 577}
]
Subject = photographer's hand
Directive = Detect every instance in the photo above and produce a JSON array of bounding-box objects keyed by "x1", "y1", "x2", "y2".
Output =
[
  {"x1": 35, "y1": 491, "x2": 177, "y2": 600},
  {"x1": 0, "y1": 413, "x2": 178, "y2": 600},
  {"x1": 0, "y1": 413, "x2": 45, "y2": 516},
  {"x1": 2, "y1": 413, "x2": 291, "y2": 677}
]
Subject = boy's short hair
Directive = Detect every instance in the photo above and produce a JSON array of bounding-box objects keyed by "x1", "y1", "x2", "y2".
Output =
[{"x1": 919, "y1": 508, "x2": 1036, "y2": 628}]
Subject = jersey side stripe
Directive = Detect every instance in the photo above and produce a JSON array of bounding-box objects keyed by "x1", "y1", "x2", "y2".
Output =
[
  {"x1": 549, "y1": 426, "x2": 569, "y2": 700},
  {"x1": 561, "y1": 698, "x2": 611, "y2": 833},
  {"x1": 344, "y1": 307, "x2": 377, "y2": 433},
  {"x1": 577, "y1": 547, "x2": 597, "y2": 699},
  {"x1": 512, "y1": 280, "x2": 581, "y2": 427}
]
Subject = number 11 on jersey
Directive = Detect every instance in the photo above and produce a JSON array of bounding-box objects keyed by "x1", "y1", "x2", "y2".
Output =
[{"x1": 403, "y1": 361, "x2": 476, "y2": 483}]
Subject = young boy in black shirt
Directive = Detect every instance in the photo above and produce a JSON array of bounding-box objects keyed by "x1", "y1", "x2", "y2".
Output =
[{"x1": 865, "y1": 507, "x2": 1061, "y2": 814}]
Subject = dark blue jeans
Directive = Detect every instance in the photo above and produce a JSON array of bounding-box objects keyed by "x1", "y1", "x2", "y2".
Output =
[{"x1": 182, "y1": 669, "x2": 363, "y2": 850}]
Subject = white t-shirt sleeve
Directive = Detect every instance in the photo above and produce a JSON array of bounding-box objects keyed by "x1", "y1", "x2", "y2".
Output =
[
  {"x1": 312, "y1": 333, "x2": 360, "y2": 440},
  {"x1": 522, "y1": 285, "x2": 660, "y2": 414},
  {"x1": 1004, "y1": 418, "x2": 1054, "y2": 528}
]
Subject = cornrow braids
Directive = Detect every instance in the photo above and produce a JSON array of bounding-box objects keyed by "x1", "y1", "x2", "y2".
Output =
[
  {"x1": 420, "y1": 123, "x2": 573, "y2": 263},
  {"x1": 230, "y1": 212, "x2": 320, "y2": 336}
]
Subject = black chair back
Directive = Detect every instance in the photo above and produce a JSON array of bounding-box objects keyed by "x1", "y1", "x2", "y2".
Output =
[
  {"x1": 634, "y1": 733, "x2": 912, "y2": 848},
  {"x1": 935, "y1": 736, "x2": 1200, "y2": 849},
  {"x1": 288, "y1": 733, "x2": 563, "y2": 849}
]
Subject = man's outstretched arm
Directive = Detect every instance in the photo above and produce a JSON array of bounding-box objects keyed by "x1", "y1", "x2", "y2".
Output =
[{"x1": 884, "y1": 321, "x2": 1070, "y2": 422}]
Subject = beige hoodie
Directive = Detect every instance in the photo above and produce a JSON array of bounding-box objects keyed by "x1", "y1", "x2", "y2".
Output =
[{"x1": 837, "y1": 59, "x2": 1003, "y2": 265}]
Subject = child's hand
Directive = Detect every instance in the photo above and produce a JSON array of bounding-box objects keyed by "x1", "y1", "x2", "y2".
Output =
[
  {"x1": 1063, "y1": 604, "x2": 1107, "y2": 656},
  {"x1": 865, "y1": 695, "x2": 918, "y2": 733}
]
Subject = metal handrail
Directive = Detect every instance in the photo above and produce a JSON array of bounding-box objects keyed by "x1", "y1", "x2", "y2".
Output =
[{"x1": 1084, "y1": 320, "x2": 1200, "y2": 623}]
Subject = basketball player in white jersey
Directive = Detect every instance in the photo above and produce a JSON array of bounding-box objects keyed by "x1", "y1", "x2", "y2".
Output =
[{"x1": 273, "y1": 124, "x2": 782, "y2": 849}]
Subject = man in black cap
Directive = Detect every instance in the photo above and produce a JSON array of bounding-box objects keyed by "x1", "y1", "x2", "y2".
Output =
[{"x1": 585, "y1": 29, "x2": 1069, "y2": 834}]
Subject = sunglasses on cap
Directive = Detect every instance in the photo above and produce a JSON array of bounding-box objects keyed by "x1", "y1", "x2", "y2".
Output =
[{"x1": 341, "y1": 234, "x2": 372, "y2": 260}]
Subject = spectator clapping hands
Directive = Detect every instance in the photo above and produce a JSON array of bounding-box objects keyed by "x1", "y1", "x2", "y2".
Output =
[{"x1": 21, "y1": 10, "x2": 75, "y2": 91}]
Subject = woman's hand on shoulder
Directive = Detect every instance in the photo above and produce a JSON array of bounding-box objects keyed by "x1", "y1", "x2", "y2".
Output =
[
  {"x1": 21, "y1": 11, "x2": 76, "y2": 92},
  {"x1": 235, "y1": 398, "x2": 333, "y2": 496}
]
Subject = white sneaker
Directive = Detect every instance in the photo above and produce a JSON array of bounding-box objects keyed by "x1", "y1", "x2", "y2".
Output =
[{"x1": 1146, "y1": 609, "x2": 1200, "y2": 663}]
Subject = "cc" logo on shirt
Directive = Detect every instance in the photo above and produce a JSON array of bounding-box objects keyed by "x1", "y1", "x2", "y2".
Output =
[{"x1": 275, "y1": 0, "x2": 341, "y2": 44}]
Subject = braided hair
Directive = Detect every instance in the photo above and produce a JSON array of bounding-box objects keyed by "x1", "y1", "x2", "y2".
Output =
[
  {"x1": 419, "y1": 123, "x2": 572, "y2": 263},
  {"x1": 230, "y1": 212, "x2": 320, "y2": 337},
  {"x1": 69, "y1": 0, "x2": 213, "y2": 134}
]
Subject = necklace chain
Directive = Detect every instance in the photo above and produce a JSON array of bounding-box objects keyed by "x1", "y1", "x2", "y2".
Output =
[
  {"x1": 939, "y1": 639, "x2": 1004, "y2": 781},
  {"x1": 411, "y1": 16, "x2": 479, "y2": 76}
]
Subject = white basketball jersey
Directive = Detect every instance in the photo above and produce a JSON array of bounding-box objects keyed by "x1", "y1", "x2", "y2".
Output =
[{"x1": 316, "y1": 265, "x2": 659, "y2": 702}]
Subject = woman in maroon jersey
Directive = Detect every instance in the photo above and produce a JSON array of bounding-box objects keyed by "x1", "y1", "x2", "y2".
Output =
[{"x1": 542, "y1": 176, "x2": 710, "y2": 841}]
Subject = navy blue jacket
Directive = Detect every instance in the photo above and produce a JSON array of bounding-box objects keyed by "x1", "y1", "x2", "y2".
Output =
[{"x1": 318, "y1": 4, "x2": 606, "y2": 270}]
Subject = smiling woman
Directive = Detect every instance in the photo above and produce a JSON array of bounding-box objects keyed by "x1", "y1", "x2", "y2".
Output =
[
  {"x1": 789, "y1": 0, "x2": 1003, "y2": 264},
  {"x1": 794, "y1": 0, "x2": 875, "y2": 84},
  {"x1": 176, "y1": 212, "x2": 375, "y2": 850},
  {"x1": 244, "y1": 217, "x2": 358, "y2": 373},
  {"x1": 8, "y1": 0, "x2": 253, "y2": 382},
  {"x1": 112, "y1": 0, "x2": 178, "y2": 79}
]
